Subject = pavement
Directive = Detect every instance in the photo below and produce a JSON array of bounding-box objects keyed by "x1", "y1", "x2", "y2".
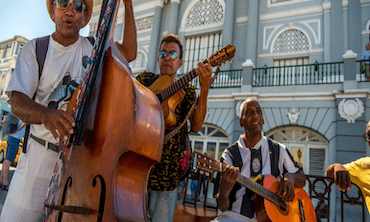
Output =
[{"x1": 0, "y1": 163, "x2": 16, "y2": 214}]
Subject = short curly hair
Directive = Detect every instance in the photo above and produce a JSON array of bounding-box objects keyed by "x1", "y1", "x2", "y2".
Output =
[{"x1": 159, "y1": 34, "x2": 183, "y2": 59}]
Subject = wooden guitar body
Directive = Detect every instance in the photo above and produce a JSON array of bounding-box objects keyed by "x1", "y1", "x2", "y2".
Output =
[
  {"x1": 48, "y1": 40, "x2": 164, "y2": 222},
  {"x1": 261, "y1": 175, "x2": 317, "y2": 222},
  {"x1": 148, "y1": 74, "x2": 186, "y2": 128}
]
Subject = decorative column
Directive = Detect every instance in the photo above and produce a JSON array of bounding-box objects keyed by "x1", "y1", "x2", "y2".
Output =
[
  {"x1": 167, "y1": 0, "x2": 180, "y2": 35},
  {"x1": 322, "y1": 2, "x2": 331, "y2": 63},
  {"x1": 221, "y1": 0, "x2": 235, "y2": 70},
  {"x1": 244, "y1": 0, "x2": 259, "y2": 65},
  {"x1": 342, "y1": 50, "x2": 358, "y2": 90},
  {"x1": 330, "y1": 0, "x2": 344, "y2": 62},
  {"x1": 147, "y1": 0, "x2": 164, "y2": 73},
  {"x1": 348, "y1": 0, "x2": 362, "y2": 57}
]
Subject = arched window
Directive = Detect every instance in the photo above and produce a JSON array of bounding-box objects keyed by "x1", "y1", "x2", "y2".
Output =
[
  {"x1": 188, "y1": 124, "x2": 229, "y2": 161},
  {"x1": 185, "y1": 0, "x2": 224, "y2": 28},
  {"x1": 265, "y1": 126, "x2": 328, "y2": 176},
  {"x1": 273, "y1": 29, "x2": 310, "y2": 53}
]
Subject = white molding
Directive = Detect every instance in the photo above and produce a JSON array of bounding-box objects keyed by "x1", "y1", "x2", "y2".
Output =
[
  {"x1": 179, "y1": 22, "x2": 223, "y2": 36},
  {"x1": 362, "y1": 30, "x2": 370, "y2": 36},
  {"x1": 263, "y1": 24, "x2": 283, "y2": 50},
  {"x1": 342, "y1": 0, "x2": 348, "y2": 7},
  {"x1": 171, "y1": 0, "x2": 181, "y2": 3},
  {"x1": 242, "y1": 59, "x2": 255, "y2": 68},
  {"x1": 137, "y1": 28, "x2": 152, "y2": 35},
  {"x1": 134, "y1": 0, "x2": 164, "y2": 13},
  {"x1": 135, "y1": 12, "x2": 155, "y2": 20},
  {"x1": 236, "y1": 16, "x2": 248, "y2": 25},
  {"x1": 366, "y1": 20, "x2": 370, "y2": 31},
  {"x1": 298, "y1": 19, "x2": 321, "y2": 45},
  {"x1": 180, "y1": 0, "x2": 225, "y2": 28},
  {"x1": 342, "y1": 50, "x2": 358, "y2": 59},
  {"x1": 333, "y1": 89, "x2": 370, "y2": 98},
  {"x1": 261, "y1": 6, "x2": 322, "y2": 21},
  {"x1": 137, "y1": 36, "x2": 151, "y2": 43},
  {"x1": 322, "y1": 2, "x2": 331, "y2": 11},
  {"x1": 267, "y1": 0, "x2": 314, "y2": 8},
  {"x1": 259, "y1": 48, "x2": 324, "y2": 58},
  {"x1": 269, "y1": 26, "x2": 313, "y2": 54},
  {"x1": 338, "y1": 98, "x2": 364, "y2": 123}
]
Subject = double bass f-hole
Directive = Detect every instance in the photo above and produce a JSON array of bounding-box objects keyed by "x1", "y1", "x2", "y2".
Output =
[{"x1": 45, "y1": 175, "x2": 106, "y2": 222}]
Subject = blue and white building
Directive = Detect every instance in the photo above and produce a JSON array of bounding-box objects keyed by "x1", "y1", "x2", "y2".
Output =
[{"x1": 90, "y1": 0, "x2": 370, "y2": 220}]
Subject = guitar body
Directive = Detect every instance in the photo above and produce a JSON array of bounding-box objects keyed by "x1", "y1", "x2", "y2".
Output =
[
  {"x1": 148, "y1": 75, "x2": 186, "y2": 128},
  {"x1": 262, "y1": 175, "x2": 317, "y2": 222}
]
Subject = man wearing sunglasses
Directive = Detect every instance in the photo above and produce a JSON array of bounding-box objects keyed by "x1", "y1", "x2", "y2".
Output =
[
  {"x1": 136, "y1": 34, "x2": 212, "y2": 222},
  {"x1": 0, "y1": 0, "x2": 137, "y2": 221},
  {"x1": 325, "y1": 120, "x2": 370, "y2": 213}
]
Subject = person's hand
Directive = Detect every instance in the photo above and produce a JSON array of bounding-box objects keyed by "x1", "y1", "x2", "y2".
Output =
[
  {"x1": 219, "y1": 162, "x2": 239, "y2": 195},
  {"x1": 42, "y1": 109, "x2": 75, "y2": 142},
  {"x1": 277, "y1": 174, "x2": 295, "y2": 202},
  {"x1": 195, "y1": 62, "x2": 212, "y2": 90},
  {"x1": 332, "y1": 164, "x2": 352, "y2": 192}
]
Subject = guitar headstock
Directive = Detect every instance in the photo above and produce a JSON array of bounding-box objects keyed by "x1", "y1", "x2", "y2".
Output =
[
  {"x1": 207, "y1": 45, "x2": 236, "y2": 67},
  {"x1": 194, "y1": 151, "x2": 222, "y2": 174}
]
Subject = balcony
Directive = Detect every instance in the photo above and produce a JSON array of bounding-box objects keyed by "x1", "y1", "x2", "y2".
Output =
[{"x1": 177, "y1": 57, "x2": 369, "y2": 90}]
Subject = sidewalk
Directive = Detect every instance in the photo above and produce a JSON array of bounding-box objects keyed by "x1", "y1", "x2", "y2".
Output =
[{"x1": 0, "y1": 163, "x2": 16, "y2": 214}]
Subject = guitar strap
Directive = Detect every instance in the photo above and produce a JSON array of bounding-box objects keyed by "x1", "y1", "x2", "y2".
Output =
[{"x1": 22, "y1": 36, "x2": 95, "y2": 153}]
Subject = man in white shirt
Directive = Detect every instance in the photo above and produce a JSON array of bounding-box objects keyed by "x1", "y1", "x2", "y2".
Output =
[{"x1": 213, "y1": 98, "x2": 306, "y2": 222}]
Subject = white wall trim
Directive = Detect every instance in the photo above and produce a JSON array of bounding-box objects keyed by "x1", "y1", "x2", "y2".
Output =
[
  {"x1": 261, "y1": 5, "x2": 323, "y2": 21},
  {"x1": 298, "y1": 19, "x2": 321, "y2": 45},
  {"x1": 263, "y1": 24, "x2": 284, "y2": 50},
  {"x1": 267, "y1": 0, "x2": 314, "y2": 8}
]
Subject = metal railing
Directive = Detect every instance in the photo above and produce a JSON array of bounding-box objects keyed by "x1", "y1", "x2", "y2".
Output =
[
  {"x1": 177, "y1": 69, "x2": 243, "y2": 89},
  {"x1": 253, "y1": 62, "x2": 343, "y2": 87},
  {"x1": 356, "y1": 59, "x2": 370, "y2": 82}
]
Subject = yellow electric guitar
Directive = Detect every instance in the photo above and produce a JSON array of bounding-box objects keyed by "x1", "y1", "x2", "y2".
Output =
[{"x1": 148, "y1": 45, "x2": 235, "y2": 129}]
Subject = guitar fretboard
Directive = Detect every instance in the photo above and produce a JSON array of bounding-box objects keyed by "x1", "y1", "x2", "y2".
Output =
[{"x1": 159, "y1": 69, "x2": 198, "y2": 101}]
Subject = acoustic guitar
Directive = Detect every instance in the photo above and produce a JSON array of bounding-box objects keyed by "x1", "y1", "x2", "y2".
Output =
[
  {"x1": 194, "y1": 152, "x2": 317, "y2": 222},
  {"x1": 148, "y1": 45, "x2": 235, "y2": 129}
]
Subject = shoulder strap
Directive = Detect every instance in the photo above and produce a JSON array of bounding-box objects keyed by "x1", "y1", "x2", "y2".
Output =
[
  {"x1": 36, "y1": 35, "x2": 50, "y2": 80},
  {"x1": 23, "y1": 36, "x2": 50, "y2": 153},
  {"x1": 86, "y1": 36, "x2": 95, "y2": 45},
  {"x1": 267, "y1": 137, "x2": 281, "y2": 178}
]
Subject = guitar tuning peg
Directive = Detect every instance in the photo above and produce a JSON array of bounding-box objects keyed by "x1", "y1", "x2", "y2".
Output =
[
  {"x1": 223, "y1": 62, "x2": 226, "y2": 66},
  {"x1": 228, "y1": 60, "x2": 232, "y2": 64}
]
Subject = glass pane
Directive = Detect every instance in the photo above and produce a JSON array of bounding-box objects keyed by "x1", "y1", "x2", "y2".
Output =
[
  {"x1": 269, "y1": 131, "x2": 287, "y2": 141},
  {"x1": 194, "y1": 141, "x2": 203, "y2": 153},
  {"x1": 212, "y1": 131, "x2": 228, "y2": 138},
  {"x1": 283, "y1": 128, "x2": 293, "y2": 140},
  {"x1": 200, "y1": 127, "x2": 206, "y2": 135},
  {"x1": 294, "y1": 128, "x2": 305, "y2": 140},
  {"x1": 291, "y1": 147, "x2": 304, "y2": 168},
  {"x1": 206, "y1": 142, "x2": 216, "y2": 159},
  {"x1": 217, "y1": 142, "x2": 229, "y2": 161},
  {"x1": 207, "y1": 127, "x2": 215, "y2": 136}
]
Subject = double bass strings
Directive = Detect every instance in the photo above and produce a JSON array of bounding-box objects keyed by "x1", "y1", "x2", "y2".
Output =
[{"x1": 43, "y1": 1, "x2": 117, "y2": 220}]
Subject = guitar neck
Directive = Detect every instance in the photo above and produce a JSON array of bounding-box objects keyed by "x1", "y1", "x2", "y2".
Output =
[
  {"x1": 236, "y1": 174, "x2": 285, "y2": 208},
  {"x1": 160, "y1": 59, "x2": 208, "y2": 101}
]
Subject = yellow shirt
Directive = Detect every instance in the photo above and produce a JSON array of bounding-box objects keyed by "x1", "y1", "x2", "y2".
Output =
[{"x1": 344, "y1": 157, "x2": 370, "y2": 213}]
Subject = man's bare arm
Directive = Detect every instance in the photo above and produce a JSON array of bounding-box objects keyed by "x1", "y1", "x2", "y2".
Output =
[
  {"x1": 115, "y1": 0, "x2": 137, "y2": 62},
  {"x1": 10, "y1": 91, "x2": 75, "y2": 142}
]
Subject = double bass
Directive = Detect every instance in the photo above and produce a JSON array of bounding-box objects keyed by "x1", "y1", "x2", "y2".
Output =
[{"x1": 44, "y1": 0, "x2": 164, "y2": 221}]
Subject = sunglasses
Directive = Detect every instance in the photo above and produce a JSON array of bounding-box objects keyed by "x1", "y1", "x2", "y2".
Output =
[
  {"x1": 159, "y1": 50, "x2": 178, "y2": 61},
  {"x1": 363, "y1": 133, "x2": 370, "y2": 142},
  {"x1": 55, "y1": 0, "x2": 86, "y2": 13}
]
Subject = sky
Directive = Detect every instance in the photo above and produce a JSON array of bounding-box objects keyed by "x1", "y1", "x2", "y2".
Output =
[{"x1": 0, "y1": 0, "x2": 90, "y2": 43}]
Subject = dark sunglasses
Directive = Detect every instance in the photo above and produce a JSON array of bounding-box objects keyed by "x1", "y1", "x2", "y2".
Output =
[
  {"x1": 363, "y1": 133, "x2": 370, "y2": 142},
  {"x1": 159, "y1": 50, "x2": 178, "y2": 61},
  {"x1": 55, "y1": 0, "x2": 86, "y2": 13}
]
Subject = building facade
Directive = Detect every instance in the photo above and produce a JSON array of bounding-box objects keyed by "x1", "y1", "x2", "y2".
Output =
[
  {"x1": 0, "y1": 36, "x2": 28, "y2": 139},
  {"x1": 91, "y1": 0, "x2": 370, "y2": 220}
]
